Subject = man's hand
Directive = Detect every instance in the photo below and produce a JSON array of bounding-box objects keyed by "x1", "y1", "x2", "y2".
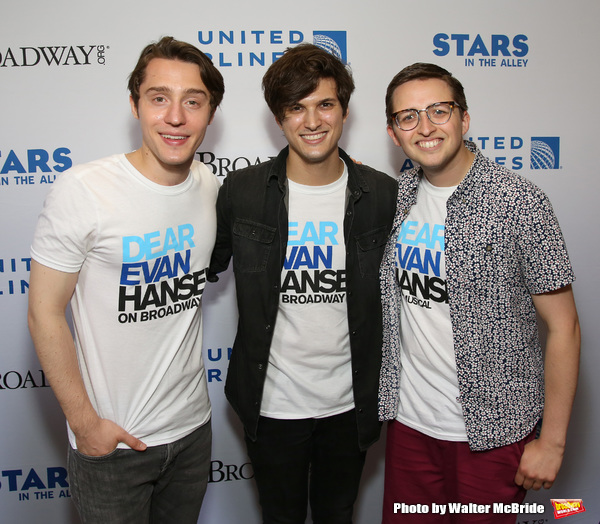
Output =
[
  {"x1": 74, "y1": 417, "x2": 147, "y2": 456},
  {"x1": 28, "y1": 261, "x2": 148, "y2": 457},
  {"x1": 514, "y1": 436, "x2": 564, "y2": 490}
]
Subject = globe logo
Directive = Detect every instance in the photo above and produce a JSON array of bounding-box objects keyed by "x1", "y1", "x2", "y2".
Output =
[
  {"x1": 313, "y1": 34, "x2": 343, "y2": 61},
  {"x1": 530, "y1": 140, "x2": 556, "y2": 169}
]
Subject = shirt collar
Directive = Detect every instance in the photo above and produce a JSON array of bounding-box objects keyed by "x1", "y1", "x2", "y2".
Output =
[{"x1": 265, "y1": 145, "x2": 370, "y2": 195}]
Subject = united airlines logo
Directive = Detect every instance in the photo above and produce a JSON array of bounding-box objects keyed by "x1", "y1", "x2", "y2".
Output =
[
  {"x1": 399, "y1": 136, "x2": 562, "y2": 173},
  {"x1": 197, "y1": 29, "x2": 348, "y2": 67},
  {"x1": 205, "y1": 346, "x2": 232, "y2": 384},
  {"x1": 530, "y1": 137, "x2": 560, "y2": 169},
  {"x1": 463, "y1": 136, "x2": 561, "y2": 171},
  {"x1": 313, "y1": 31, "x2": 347, "y2": 62},
  {"x1": 0, "y1": 256, "x2": 31, "y2": 297},
  {"x1": 432, "y1": 33, "x2": 529, "y2": 68}
]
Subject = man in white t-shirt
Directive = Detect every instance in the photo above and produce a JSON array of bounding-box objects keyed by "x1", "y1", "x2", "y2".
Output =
[
  {"x1": 379, "y1": 63, "x2": 580, "y2": 523},
  {"x1": 27, "y1": 37, "x2": 224, "y2": 524},
  {"x1": 209, "y1": 44, "x2": 397, "y2": 523}
]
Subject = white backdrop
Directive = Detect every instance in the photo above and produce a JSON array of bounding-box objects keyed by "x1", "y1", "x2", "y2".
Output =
[{"x1": 1, "y1": 1, "x2": 598, "y2": 522}]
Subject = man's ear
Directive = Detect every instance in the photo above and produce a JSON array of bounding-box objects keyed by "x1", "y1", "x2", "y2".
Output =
[
  {"x1": 461, "y1": 110, "x2": 471, "y2": 136},
  {"x1": 387, "y1": 125, "x2": 402, "y2": 148},
  {"x1": 129, "y1": 95, "x2": 139, "y2": 120}
]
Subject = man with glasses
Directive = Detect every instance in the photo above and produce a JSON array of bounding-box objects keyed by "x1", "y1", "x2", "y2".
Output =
[{"x1": 378, "y1": 63, "x2": 580, "y2": 522}]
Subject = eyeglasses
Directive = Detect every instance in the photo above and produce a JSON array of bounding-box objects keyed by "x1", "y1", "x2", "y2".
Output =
[{"x1": 392, "y1": 101, "x2": 462, "y2": 131}]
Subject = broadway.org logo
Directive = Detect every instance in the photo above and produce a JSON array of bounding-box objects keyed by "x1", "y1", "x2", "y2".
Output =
[{"x1": 550, "y1": 499, "x2": 585, "y2": 519}]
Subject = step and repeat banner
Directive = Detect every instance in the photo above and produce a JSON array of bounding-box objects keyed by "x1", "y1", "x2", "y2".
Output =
[{"x1": 1, "y1": 1, "x2": 597, "y2": 522}]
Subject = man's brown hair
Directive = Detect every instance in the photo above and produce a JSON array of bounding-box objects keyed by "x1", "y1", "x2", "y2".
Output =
[
  {"x1": 262, "y1": 43, "x2": 354, "y2": 123},
  {"x1": 128, "y1": 36, "x2": 224, "y2": 116}
]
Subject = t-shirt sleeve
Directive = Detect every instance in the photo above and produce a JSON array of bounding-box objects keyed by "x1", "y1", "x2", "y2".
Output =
[{"x1": 31, "y1": 172, "x2": 97, "y2": 273}]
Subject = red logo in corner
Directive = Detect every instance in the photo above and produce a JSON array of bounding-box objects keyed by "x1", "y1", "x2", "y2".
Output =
[{"x1": 550, "y1": 499, "x2": 586, "y2": 519}]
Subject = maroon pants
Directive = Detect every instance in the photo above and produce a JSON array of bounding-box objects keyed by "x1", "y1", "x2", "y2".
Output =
[{"x1": 382, "y1": 421, "x2": 535, "y2": 523}]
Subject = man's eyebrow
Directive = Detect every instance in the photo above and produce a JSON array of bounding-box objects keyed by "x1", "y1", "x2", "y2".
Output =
[
  {"x1": 320, "y1": 97, "x2": 337, "y2": 103},
  {"x1": 289, "y1": 97, "x2": 338, "y2": 107},
  {"x1": 145, "y1": 86, "x2": 209, "y2": 97}
]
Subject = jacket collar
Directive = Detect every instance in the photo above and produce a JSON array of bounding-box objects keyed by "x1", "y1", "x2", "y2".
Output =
[{"x1": 266, "y1": 145, "x2": 371, "y2": 195}]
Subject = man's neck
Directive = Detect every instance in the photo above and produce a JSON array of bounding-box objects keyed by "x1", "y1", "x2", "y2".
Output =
[
  {"x1": 126, "y1": 149, "x2": 191, "y2": 187},
  {"x1": 285, "y1": 152, "x2": 344, "y2": 186},
  {"x1": 423, "y1": 148, "x2": 475, "y2": 188}
]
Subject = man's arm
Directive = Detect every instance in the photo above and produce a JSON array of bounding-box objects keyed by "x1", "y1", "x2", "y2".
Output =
[
  {"x1": 208, "y1": 176, "x2": 233, "y2": 281},
  {"x1": 514, "y1": 284, "x2": 580, "y2": 490},
  {"x1": 27, "y1": 260, "x2": 146, "y2": 455}
]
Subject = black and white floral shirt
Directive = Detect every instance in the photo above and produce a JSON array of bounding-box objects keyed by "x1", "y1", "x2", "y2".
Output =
[{"x1": 378, "y1": 141, "x2": 575, "y2": 451}]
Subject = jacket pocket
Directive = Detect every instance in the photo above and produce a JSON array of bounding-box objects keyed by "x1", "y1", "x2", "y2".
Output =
[
  {"x1": 232, "y1": 219, "x2": 276, "y2": 273},
  {"x1": 355, "y1": 225, "x2": 390, "y2": 278}
]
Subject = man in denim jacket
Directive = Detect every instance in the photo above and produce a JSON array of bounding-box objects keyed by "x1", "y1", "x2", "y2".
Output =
[{"x1": 209, "y1": 44, "x2": 397, "y2": 524}]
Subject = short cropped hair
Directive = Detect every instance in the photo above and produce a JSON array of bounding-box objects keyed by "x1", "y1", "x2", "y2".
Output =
[
  {"x1": 262, "y1": 43, "x2": 355, "y2": 123},
  {"x1": 128, "y1": 36, "x2": 224, "y2": 116},
  {"x1": 385, "y1": 63, "x2": 468, "y2": 126}
]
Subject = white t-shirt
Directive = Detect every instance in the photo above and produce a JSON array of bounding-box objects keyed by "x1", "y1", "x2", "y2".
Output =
[
  {"x1": 31, "y1": 154, "x2": 219, "y2": 448},
  {"x1": 395, "y1": 176, "x2": 468, "y2": 441},
  {"x1": 260, "y1": 163, "x2": 354, "y2": 419}
]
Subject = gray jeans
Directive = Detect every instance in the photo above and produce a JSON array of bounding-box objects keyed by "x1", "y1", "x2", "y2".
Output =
[{"x1": 67, "y1": 420, "x2": 211, "y2": 524}]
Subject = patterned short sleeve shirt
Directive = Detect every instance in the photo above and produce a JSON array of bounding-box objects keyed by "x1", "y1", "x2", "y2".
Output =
[{"x1": 378, "y1": 141, "x2": 575, "y2": 451}]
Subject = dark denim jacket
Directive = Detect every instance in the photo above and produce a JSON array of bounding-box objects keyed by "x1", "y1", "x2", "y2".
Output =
[{"x1": 209, "y1": 146, "x2": 397, "y2": 450}]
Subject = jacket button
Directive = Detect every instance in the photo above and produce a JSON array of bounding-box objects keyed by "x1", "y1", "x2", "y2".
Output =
[
  {"x1": 265, "y1": 324, "x2": 271, "y2": 331},
  {"x1": 258, "y1": 364, "x2": 264, "y2": 371}
]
